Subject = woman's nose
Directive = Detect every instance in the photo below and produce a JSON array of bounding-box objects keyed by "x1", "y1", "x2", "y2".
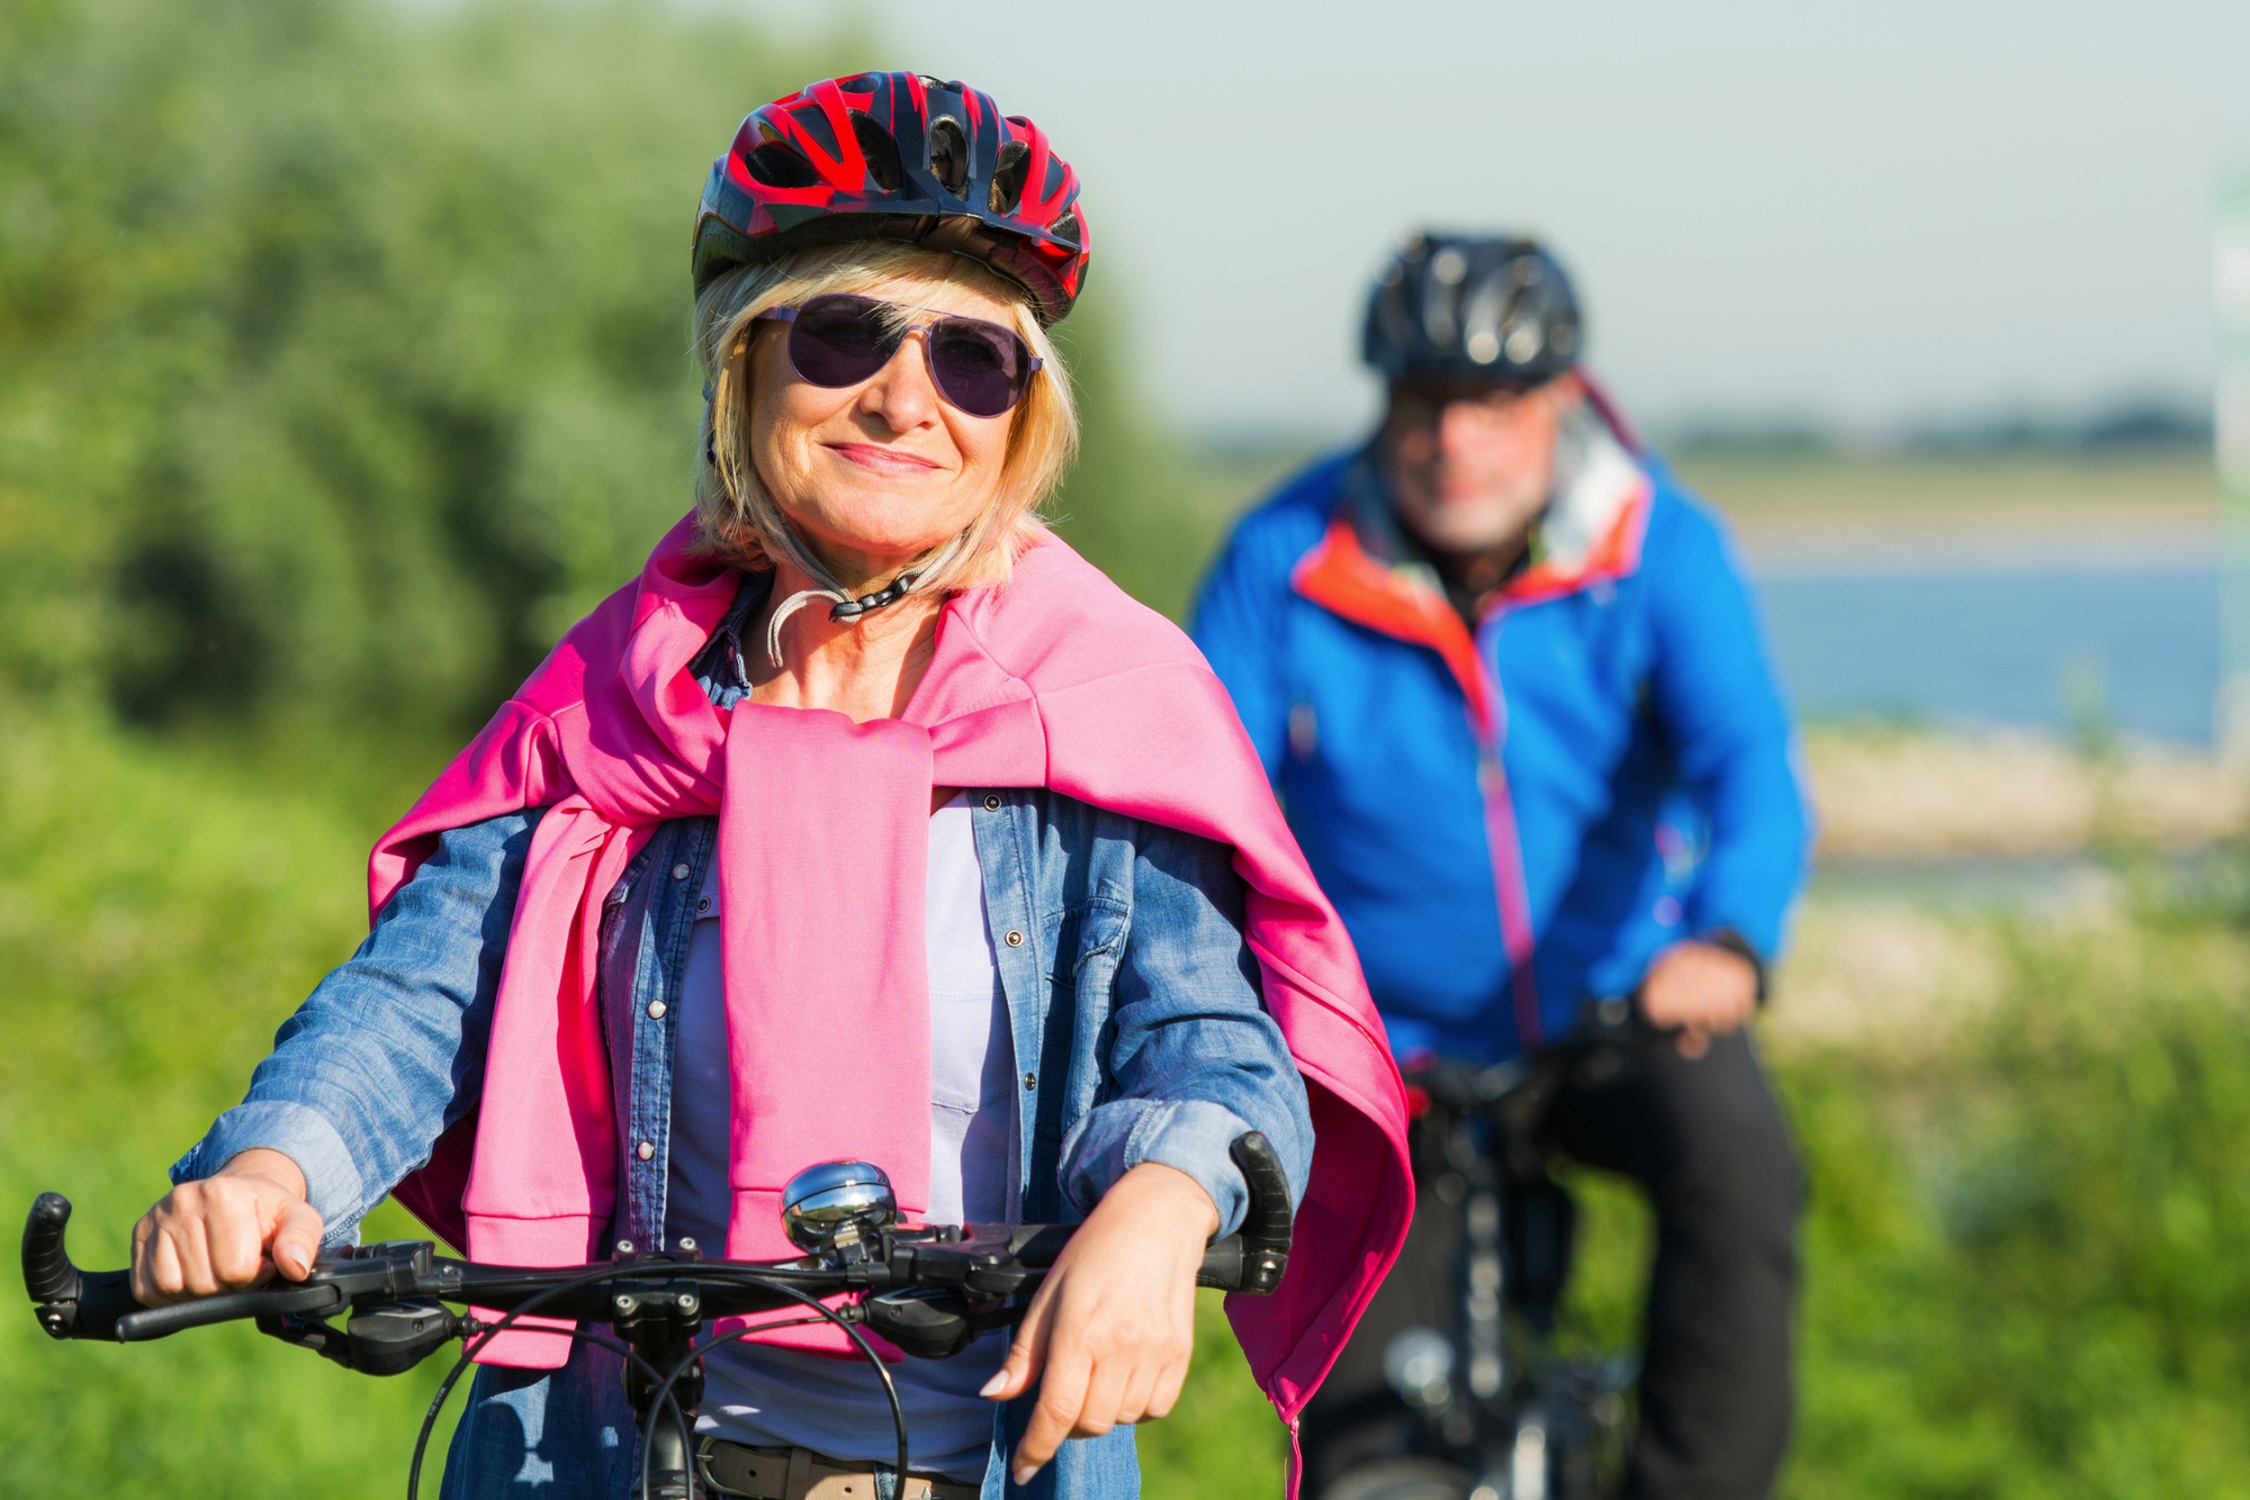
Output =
[{"x1": 859, "y1": 329, "x2": 942, "y2": 430}]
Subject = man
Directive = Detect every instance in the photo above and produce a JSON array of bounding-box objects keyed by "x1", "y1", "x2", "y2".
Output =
[{"x1": 1192, "y1": 233, "x2": 1811, "y2": 1499}]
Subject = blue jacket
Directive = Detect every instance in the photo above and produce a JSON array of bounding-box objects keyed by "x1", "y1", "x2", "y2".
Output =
[
  {"x1": 1190, "y1": 425, "x2": 1810, "y2": 1063},
  {"x1": 173, "y1": 583, "x2": 1315, "y2": 1500}
]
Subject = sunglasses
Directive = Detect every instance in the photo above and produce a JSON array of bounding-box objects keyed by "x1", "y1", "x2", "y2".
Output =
[{"x1": 756, "y1": 293, "x2": 1042, "y2": 419}]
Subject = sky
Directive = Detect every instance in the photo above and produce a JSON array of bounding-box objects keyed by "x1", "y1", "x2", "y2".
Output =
[{"x1": 733, "y1": 0, "x2": 2250, "y2": 441}]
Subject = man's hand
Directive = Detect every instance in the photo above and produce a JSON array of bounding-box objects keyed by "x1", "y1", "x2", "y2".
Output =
[
  {"x1": 980, "y1": 1161, "x2": 1219, "y2": 1486},
  {"x1": 130, "y1": 1148, "x2": 322, "y2": 1306},
  {"x1": 1638, "y1": 940, "x2": 1759, "y2": 1058}
]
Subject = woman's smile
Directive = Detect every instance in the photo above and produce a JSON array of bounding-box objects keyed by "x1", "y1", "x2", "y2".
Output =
[{"x1": 823, "y1": 440, "x2": 944, "y2": 475}]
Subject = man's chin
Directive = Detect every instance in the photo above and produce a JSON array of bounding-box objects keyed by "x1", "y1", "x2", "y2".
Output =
[{"x1": 1407, "y1": 513, "x2": 1533, "y2": 555}]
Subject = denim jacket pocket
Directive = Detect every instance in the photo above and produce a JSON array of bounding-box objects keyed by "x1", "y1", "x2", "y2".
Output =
[
  {"x1": 1029, "y1": 895, "x2": 1129, "y2": 1146},
  {"x1": 1061, "y1": 895, "x2": 1130, "y2": 974}
]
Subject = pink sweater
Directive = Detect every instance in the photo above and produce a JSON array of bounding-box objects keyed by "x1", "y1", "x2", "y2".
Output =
[{"x1": 371, "y1": 516, "x2": 1411, "y2": 1430}]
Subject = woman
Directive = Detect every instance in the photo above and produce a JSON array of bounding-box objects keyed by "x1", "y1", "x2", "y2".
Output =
[{"x1": 131, "y1": 73, "x2": 1409, "y2": 1499}]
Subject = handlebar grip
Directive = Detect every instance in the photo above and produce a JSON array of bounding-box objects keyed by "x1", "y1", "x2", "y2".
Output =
[
  {"x1": 1195, "y1": 1235, "x2": 1244, "y2": 1290},
  {"x1": 24, "y1": 1192, "x2": 145, "y2": 1341},
  {"x1": 114, "y1": 1283, "x2": 344, "y2": 1343},
  {"x1": 1226, "y1": 1132, "x2": 1292, "y2": 1296},
  {"x1": 24, "y1": 1192, "x2": 80, "y2": 1308}
]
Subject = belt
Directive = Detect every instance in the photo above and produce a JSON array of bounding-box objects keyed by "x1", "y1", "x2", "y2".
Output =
[{"x1": 696, "y1": 1438, "x2": 982, "y2": 1500}]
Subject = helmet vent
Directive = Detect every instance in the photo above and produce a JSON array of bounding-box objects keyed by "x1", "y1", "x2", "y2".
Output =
[
  {"x1": 1049, "y1": 208, "x2": 1081, "y2": 247},
  {"x1": 850, "y1": 110, "x2": 904, "y2": 192},
  {"x1": 927, "y1": 117, "x2": 969, "y2": 196},
  {"x1": 742, "y1": 142, "x2": 820, "y2": 189},
  {"x1": 989, "y1": 140, "x2": 1030, "y2": 216}
]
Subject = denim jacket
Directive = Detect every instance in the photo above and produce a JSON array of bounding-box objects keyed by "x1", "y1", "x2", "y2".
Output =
[{"x1": 173, "y1": 580, "x2": 1316, "y2": 1500}]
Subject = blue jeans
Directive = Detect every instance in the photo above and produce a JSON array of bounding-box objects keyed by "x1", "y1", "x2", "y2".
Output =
[{"x1": 438, "y1": 1338, "x2": 1142, "y2": 1500}]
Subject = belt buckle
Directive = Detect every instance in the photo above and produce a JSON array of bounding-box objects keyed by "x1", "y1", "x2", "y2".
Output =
[
  {"x1": 697, "y1": 1437, "x2": 963, "y2": 1500},
  {"x1": 694, "y1": 1437, "x2": 777, "y2": 1499}
]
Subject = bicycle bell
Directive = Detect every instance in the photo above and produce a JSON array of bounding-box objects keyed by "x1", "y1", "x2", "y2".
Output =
[{"x1": 779, "y1": 1160, "x2": 897, "y2": 1253}]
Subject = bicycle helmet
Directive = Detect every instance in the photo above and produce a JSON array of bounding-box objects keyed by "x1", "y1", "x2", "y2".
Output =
[
  {"x1": 692, "y1": 71, "x2": 1089, "y2": 324},
  {"x1": 1363, "y1": 233, "x2": 1581, "y2": 389}
]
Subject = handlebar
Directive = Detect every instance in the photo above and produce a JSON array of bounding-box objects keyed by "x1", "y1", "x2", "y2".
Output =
[
  {"x1": 24, "y1": 1130, "x2": 1295, "y2": 1360},
  {"x1": 1404, "y1": 1001, "x2": 1672, "y2": 1172}
]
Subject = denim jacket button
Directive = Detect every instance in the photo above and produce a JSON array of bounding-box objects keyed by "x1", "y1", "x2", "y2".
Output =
[
  {"x1": 637, "y1": 1141, "x2": 656, "y2": 1161},
  {"x1": 1022, "y1": 1072, "x2": 1037, "y2": 1091},
  {"x1": 982, "y1": 793, "x2": 1002, "y2": 811},
  {"x1": 671, "y1": 863, "x2": 691, "y2": 881},
  {"x1": 1005, "y1": 930, "x2": 1025, "y2": 947},
  {"x1": 647, "y1": 1000, "x2": 667, "y2": 1020}
]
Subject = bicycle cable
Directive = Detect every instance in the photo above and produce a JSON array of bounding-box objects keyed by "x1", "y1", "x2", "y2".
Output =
[
  {"x1": 407, "y1": 1261, "x2": 696, "y2": 1500},
  {"x1": 636, "y1": 1266, "x2": 909, "y2": 1500}
]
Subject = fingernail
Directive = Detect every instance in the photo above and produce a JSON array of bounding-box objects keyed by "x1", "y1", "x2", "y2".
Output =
[
  {"x1": 1012, "y1": 1464, "x2": 1035, "y2": 1487},
  {"x1": 979, "y1": 1371, "x2": 1008, "y2": 1398}
]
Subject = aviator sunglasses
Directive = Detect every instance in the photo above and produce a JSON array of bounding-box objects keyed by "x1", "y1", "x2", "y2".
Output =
[{"x1": 756, "y1": 293, "x2": 1042, "y2": 419}]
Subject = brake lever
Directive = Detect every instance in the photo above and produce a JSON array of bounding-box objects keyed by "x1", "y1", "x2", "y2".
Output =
[{"x1": 115, "y1": 1282, "x2": 346, "y2": 1342}]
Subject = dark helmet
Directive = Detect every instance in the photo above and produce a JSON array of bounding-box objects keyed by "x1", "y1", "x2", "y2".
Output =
[
  {"x1": 692, "y1": 71, "x2": 1089, "y2": 324},
  {"x1": 1363, "y1": 233, "x2": 1582, "y2": 388}
]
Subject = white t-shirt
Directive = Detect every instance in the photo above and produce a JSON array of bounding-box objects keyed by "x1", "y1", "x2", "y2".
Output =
[{"x1": 663, "y1": 792, "x2": 1016, "y2": 1480}]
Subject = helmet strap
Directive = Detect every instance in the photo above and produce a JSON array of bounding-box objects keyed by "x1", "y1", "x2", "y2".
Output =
[{"x1": 762, "y1": 530, "x2": 971, "y2": 669}]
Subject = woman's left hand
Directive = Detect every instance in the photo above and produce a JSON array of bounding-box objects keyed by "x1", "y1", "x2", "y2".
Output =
[{"x1": 981, "y1": 1161, "x2": 1220, "y2": 1485}]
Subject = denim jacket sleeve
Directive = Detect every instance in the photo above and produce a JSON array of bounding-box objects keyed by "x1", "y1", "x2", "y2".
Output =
[
  {"x1": 169, "y1": 809, "x2": 543, "y2": 1244},
  {"x1": 1054, "y1": 823, "x2": 1315, "y2": 1241}
]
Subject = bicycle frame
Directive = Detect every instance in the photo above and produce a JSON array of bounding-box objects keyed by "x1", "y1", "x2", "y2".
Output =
[{"x1": 1338, "y1": 1006, "x2": 1658, "y2": 1500}]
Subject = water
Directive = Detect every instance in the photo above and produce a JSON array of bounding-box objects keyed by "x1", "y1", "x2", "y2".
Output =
[{"x1": 1753, "y1": 561, "x2": 2220, "y2": 745}]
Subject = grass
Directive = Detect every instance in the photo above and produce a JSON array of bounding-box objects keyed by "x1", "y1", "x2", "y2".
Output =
[
  {"x1": 1775, "y1": 952, "x2": 2250, "y2": 1497},
  {"x1": 7, "y1": 703, "x2": 2250, "y2": 1496},
  {"x1": 0, "y1": 700, "x2": 461, "y2": 1495}
]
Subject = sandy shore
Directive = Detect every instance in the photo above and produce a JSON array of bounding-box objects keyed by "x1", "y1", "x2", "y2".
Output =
[
  {"x1": 1803, "y1": 728, "x2": 2244, "y2": 861},
  {"x1": 1745, "y1": 726, "x2": 2246, "y2": 1046}
]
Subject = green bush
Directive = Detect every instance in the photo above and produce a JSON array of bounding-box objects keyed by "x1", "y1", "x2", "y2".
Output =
[
  {"x1": 0, "y1": 700, "x2": 456, "y2": 1494},
  {"x1": 1781, "y1": 910, "x2": 2250, "y2": 1500},
  {"x1": 0, "y1": 0, "x2": 1189, "y2": 744}
]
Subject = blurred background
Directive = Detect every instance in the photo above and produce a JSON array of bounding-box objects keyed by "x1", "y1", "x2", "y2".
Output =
[{"x1": 5, "y1": 1, "x2": 2250, "y2": 1494}]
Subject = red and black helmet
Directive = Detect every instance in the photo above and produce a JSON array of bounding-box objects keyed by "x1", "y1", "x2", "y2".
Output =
[{"x1": 692, "y1": 72, "x2": 1090, "y2": 324}]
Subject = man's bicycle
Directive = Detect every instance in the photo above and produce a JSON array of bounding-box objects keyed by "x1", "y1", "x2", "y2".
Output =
[
  {"x1": 24, "y1": 1132, "x2": 1294, "y2": 1499},
  {"x1": 1322, "y1": 1005, "x2": 1660, "y2": 1500}
]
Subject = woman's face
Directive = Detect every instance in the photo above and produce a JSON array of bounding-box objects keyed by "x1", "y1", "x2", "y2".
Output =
[{"x1": 747, "y1": 274, "x2": 1021, "y2": 584}]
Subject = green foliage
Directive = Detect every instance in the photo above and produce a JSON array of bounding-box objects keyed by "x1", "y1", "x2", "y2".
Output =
[
  {"x1": 1780, "y1": 913, "x2": 2250, "y2": 1500},
  {"x1": 1039, "y1": 290, "x2": 1216, "y2": 624},
  {"x1": 0, "y1": 698, "x2": 458, "y2": 1494},
  {"x1": 1136, "y1": 1292, "x2": 1289, "y2": 1500},
  {"x1": 0, "y1": 0, "x2": 1181, "y2": 744}
]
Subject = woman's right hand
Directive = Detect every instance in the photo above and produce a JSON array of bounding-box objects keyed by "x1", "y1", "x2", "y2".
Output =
[{"x1": 130, "y1": 1148, "x2": 323, "y2": 1306}]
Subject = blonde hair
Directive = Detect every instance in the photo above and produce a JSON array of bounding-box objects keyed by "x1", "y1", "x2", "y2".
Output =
[{"x1": 691, "y1": 240, "x2": 1078, "y2": 597}]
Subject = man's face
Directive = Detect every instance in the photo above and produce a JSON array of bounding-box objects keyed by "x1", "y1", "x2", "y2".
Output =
[{"x1": 1380, "y1": 375, "x2": 1581, "y2": 555}]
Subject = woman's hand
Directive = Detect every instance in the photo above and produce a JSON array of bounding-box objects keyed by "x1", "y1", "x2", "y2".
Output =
[
  {"x1": 130, "y1": 1148, "x2": 322, "y2": 1306},
  {"x1": 1639, "y1": 940, "x2": 1759, "y2": 1058},
  {"x1": 981, "y1": 1161, "x2": 1220, "y2": 1486}
]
